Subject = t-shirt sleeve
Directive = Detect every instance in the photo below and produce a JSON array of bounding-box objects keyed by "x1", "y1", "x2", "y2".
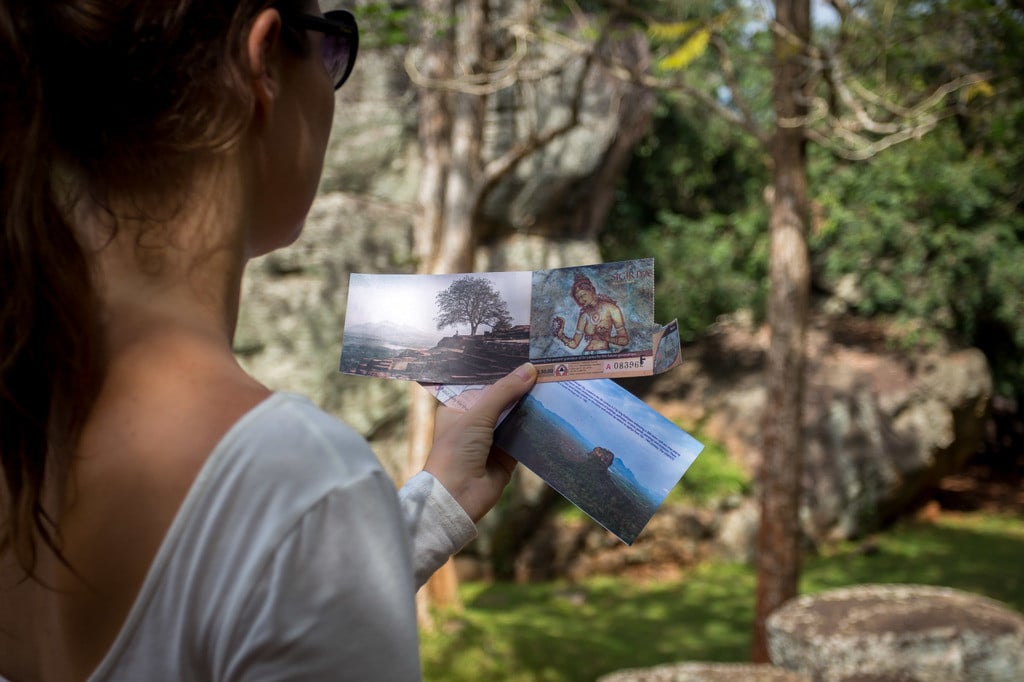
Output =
[
  {"x1": 220, "y1": 468, "x2": 423, "y2": 682},
  {"x1": 398, "y1": 471, "x2": 477, "y2": 587}
]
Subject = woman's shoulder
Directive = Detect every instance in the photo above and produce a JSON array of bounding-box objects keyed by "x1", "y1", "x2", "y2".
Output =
[
  {"x1": 152, "y1": 391, "x2": 388, "y2": 571},
  {"x1": 86, "y1": 392, "x2": 408, "y2": 681},
  {"x1": 205, "y1": 391, "x2": 380, "y2": 487}
]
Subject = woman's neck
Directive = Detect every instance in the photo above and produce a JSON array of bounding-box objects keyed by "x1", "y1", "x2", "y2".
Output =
[{"x1": 78, "y1": 162, "x2": 250, "y2": 359}]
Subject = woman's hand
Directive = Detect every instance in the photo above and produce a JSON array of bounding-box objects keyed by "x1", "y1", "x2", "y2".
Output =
[{"x1": 423, "y1": 363, "x2": 537, "y2": 522}]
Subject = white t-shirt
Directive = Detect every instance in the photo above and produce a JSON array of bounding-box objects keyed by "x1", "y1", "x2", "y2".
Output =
[{"x1": 82, "y1": 392, "x2": 476, "y2": 681}]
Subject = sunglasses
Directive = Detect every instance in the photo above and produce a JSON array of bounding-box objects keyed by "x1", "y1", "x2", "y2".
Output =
[{"x1": 280, "y1": 9, "x2": 359, "y2": 90}]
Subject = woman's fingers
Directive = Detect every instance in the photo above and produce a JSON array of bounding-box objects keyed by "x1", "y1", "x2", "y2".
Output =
[
  {"x1": 465, "y1": 363, "x2": 537, "y2": 428},
  {"x1": 423, "y1": 364, "x2": 537, "y2": 522}
]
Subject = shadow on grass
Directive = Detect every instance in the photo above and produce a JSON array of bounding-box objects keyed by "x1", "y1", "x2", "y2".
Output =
[
  {"x1": 421, "y1": 512, "x2": 1024, "y2": 682},
  {"x1": 802, "y1": 512, "x2": 1024, "y2": 612},
  {"x1": 422, "y1": 563, "x2": 755, "y2": 682}
]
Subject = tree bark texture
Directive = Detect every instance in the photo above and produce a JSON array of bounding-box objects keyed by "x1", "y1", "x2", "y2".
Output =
[
  {"x1": 409, "y1": 0, "x2": 462, "y2": 622},
  {"x1": 435, "y1": 0, "x2": 487, "y2": 274},
  {"x1": 752, "y1": 0, "x2": 812, "y2": 663},
  {"x1": 412, "y1": 2, "x2": 451, "y2": 270},
  {"x1": 407, "y1": 0, "x2": 653, "y2": 614},
  {"x1": 409, "y1": 0, "x2": 492, "y2": 617}
]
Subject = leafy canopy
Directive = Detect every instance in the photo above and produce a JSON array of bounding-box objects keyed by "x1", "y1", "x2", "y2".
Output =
[{"x1": 602, "y1": 0, "x2": 1024, "y2": 397}]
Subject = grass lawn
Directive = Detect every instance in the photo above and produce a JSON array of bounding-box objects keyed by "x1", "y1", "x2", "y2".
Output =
[{"x1": 420, "y1": 511, "x2": 1024, "y2": 682}]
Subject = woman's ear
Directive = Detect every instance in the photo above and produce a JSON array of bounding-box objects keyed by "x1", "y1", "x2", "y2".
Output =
[{"x1": 246, "y1": 8, "x2": 284, "y2": 119}]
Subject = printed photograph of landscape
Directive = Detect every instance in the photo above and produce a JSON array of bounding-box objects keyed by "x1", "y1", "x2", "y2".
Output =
[
  {"x1": 493, "y1": 378, "x2": 703, "y2": 544},
  {"x1": 340, "y1": 270, "x2": 532, "y2": 383}
]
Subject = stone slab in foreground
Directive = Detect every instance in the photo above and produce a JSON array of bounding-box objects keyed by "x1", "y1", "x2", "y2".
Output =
[{"x1": 767, "y1": 584, "x2": 1024, "y2": 682}]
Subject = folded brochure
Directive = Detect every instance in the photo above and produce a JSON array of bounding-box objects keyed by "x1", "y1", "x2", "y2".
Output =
[
  {"x1": 339, "y1": 258, "x2": 684, "y2": 384},
  {"x1": 339, "y1": 258, "x2": 703, "y2": 543},
  {"x1": 425, "y1": 379, "x2": 703, "y2": 544}
]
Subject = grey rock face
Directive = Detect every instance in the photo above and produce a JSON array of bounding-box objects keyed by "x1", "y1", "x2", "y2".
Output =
[
  {"x1": 236, "y1": 192, "x2": 415, "y2": 477},
  {"x1": 767, "y1": 584, "x2": 1024, "y2": 682},
  {"x1": 637, "y1": 315, "x2": 993, "y2": 546}
]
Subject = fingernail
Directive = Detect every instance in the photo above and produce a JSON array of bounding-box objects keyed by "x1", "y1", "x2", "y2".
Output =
[{"x1": 514, "y1": 363, "x2": 536, "y2": 381}]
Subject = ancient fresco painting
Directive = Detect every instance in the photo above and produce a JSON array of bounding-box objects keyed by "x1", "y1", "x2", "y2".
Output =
[{"x1": 529, "y1": 258, "x2": 656, "y2": 381}]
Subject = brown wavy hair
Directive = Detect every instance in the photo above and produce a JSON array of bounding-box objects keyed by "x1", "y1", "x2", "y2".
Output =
[{"x1": 0, "y1": 0, "x2": 307, "y2": 578}]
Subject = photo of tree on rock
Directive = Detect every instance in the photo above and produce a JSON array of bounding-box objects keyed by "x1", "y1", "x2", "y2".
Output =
[
  {"x1": 340, "y1": 270, "x2": 531, "y2": 383},
  {"x1": 435, "y1": 276, "x2": 514, "y2": 336}
]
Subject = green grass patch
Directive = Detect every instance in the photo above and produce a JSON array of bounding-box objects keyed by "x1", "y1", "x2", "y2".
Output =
[
  {"x1": 421, "y1": 511, "x2": 1024, "y2": 681},
  {"x1": 802, "y1": 512, "x2": 1024, "y2": 610},
  {"x1": 421, "y1": 565, "x2": 755, "y2": 682}
]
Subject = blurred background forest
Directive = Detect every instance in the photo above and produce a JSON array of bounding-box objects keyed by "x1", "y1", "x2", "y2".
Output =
[{"x1": 235, "y1": 0, "x2": 1024, "y2": 679}]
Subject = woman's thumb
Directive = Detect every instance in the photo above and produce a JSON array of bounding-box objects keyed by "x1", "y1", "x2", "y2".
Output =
[{"x1": 469, "y1": 363, "x2": 537, "y2": 426}]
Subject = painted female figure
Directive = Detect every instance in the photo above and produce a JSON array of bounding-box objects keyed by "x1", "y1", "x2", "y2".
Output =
[{"x1": 552, "y1": 272, "x2": 630, "y2": 352}]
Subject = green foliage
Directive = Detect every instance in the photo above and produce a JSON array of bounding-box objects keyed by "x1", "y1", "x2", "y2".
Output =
[
  {"x1": 809, "y1": 119, "x2": 1024, "y2": 395},
  {"x1": 807, "y1": 0, "x2": 1024, "y2": 395},
  {"x1": 602, "y1": 95, "x2": 769, "y2": 342},
  {"x1": 602, "y1": 0, "x2": 1024, "y2": 398},
  {"x1": 421, "y1": 512, "x2": 1024, "y2": 681},
  {"x1": 353, "y1": 2, "x2": 416, "y2": 49}
]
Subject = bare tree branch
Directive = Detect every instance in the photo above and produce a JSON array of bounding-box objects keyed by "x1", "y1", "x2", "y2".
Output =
[
  {"x1": 769, "y1": 17, "x2": 992, "y2": 159},
  {"x1": 479, "y1": 16, "x2": 610, "y2": 188},
  {"x1": 710, "y1": 33, "x2": 770, "y2": 146},
  {"x1": 404, "y1": 24, "x2": 530, "y2": 96},
  {"x1": 537, "y1": 25, "x2": 761, "y2": 136}
]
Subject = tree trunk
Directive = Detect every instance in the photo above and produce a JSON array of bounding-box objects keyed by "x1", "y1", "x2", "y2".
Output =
[
  {"x1": 409, "y1": 0, "x2": 460, "y2": 624},
  {"x1": 435, "y1": 0, "x2": 486, "y2": 274},
  {"x1": 752, "y1": 0, "x2": 811, "y2": 663},
  {"x1": 409, "y1": 0, "x2": 490, "y2": 619},
  {"x1": 411, "y1": 0, "x2": 451, "y2": 269},
  {"x1": 408, "y1": 0, "x2": 651, "y2": 610}
]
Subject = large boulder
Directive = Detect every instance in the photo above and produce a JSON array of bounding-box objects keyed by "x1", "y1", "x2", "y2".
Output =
[
  {"x1": 767, "y1": 584, "x2": 1024, "y2": 681},
  {"x1": 634, "y1": 313, "x2": 992, "y2": 546}
]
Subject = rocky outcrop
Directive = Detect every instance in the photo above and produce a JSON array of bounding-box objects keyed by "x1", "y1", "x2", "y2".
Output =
[
  {"x1": 632, "y1": 312, "x2": 993, "y2": 548},
  {"x1": 590, "y1": 446, "x2": 616, "y2": 469},
  {"x1": 767, "y1": 584, "x2": 1024, "y2": 681}
]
